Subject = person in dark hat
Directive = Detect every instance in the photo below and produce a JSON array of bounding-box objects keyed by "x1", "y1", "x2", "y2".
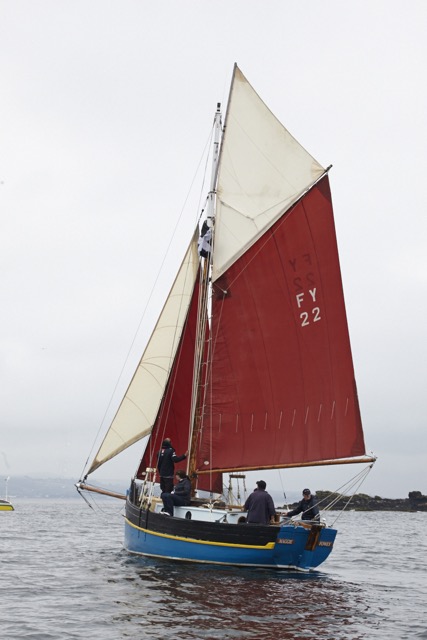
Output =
[
  {"x1": 157, "y1": 438, "x2": 188, "y2": 493},
  {"x1": 286, "y1": 488, "x2": 320, "y2": 521},
  {"x1": 243, "y1": 480, "x2": 276, "y2": 524},
  {"x1": 161, "y1": 470, "x2": 191, "y2": 516}
]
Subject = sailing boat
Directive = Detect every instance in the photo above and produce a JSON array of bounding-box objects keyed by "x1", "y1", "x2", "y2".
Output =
[
  {"x1": 77, "y1": 65, "x2": 375, "y2": 571},
  {"x1": 0, "y1": 499, "x2": 14, "y2": 512},
  {"x1": 1, "y1": 477, "x2": 14, "y2": 511}
]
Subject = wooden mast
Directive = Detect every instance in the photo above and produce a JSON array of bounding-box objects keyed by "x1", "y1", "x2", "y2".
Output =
[
  {"x1": 187, "y1": 103, "x2": 222, "y2": 495},
  {"x1": 187, "y1": 258, "x2": 209, "y2": 494}
]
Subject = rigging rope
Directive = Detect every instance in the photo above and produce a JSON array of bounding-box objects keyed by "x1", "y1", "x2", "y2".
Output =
[
  {"x1": 76, "y1": 484, "x2": 125, "y2": 518},
  {"x1": 80, "y1": 125, "x2": 216, "y2": 481},
  {"x1": 318, "y1": 463, "x2": 375, "y2": 525},
  {"x1": 145, "y1": 127, "x2": 215, "y2": 472}
]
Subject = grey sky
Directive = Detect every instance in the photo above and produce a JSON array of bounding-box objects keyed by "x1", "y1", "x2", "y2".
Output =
[{"x1": 1, "y1": 1, "x2": 426, "y2": 499}]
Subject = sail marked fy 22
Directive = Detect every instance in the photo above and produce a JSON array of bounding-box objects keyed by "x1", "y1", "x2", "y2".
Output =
[{"x1": 78, "y1": 64, "x2": 375, "y2": 571}]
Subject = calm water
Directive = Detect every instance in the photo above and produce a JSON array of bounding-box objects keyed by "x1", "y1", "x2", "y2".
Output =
[{"x1": 1, "y1": 499, "x2": 426, "y2": 639}]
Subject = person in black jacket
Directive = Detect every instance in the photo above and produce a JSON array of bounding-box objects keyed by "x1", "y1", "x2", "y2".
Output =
[
  {"x1": 157, "y1": 438, "x2": 188, "y2": 493},
  {"x1": 244, "y1": 480, "x2": 276, "y2": 524},
  {"x1": 286, "y1": 488, "x2": 320, "y2": 521},
  {"x1": 161, "y1": 470, "x2": 191, "y2": 516}
]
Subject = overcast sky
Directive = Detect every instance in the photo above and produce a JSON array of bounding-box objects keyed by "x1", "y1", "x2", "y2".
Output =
[{"x1": 1, "y1": 1, "x2": 426, "y2": 499}]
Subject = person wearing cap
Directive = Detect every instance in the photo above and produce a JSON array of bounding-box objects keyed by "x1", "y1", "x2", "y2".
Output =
[
  {"x1": 286, "y1": 488, "x2": 320, "y2": 521},
  {"x1": 161, "y1": 470, "x2": 191, "y2": 516},
  {"x1": 243, "y1": 480, "x2": 276, "y2": 525},
  {"x1": 157, "y1": 438, "x2": 188, "y2": 493}
]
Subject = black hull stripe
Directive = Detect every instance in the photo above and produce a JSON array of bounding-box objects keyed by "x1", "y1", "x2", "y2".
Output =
[{"x1": 126, "y1": 500, "x2": 278, "y2": 546}]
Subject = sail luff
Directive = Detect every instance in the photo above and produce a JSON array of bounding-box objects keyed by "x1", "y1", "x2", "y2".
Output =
[{"x1": 86, "y1": 231, "x2": 200, "y2": 476}]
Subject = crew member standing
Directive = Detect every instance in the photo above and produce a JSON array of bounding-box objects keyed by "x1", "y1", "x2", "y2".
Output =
[
  {"x1": 157, "y1": 438, "x2": 188, "y2": 493},
  {"x1": 244, "y1": 480, "x2": 276, "y2": 524}
]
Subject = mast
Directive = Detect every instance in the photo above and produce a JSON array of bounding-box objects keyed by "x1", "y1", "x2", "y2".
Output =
[
  {"x1": 187, "y1": 103, "x2": 222, "y2": 492},
  {"x1": 208, "y1": 104, "x2": 222, "y2": 211}
]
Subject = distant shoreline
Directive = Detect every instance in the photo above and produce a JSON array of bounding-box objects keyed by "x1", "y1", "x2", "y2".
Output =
[
  {"x1": 4, "y1": 477, "x2": 427, "y2": 510},
  {"x1": 2, "y1": 476, "x2": 123, "y2": 500}
]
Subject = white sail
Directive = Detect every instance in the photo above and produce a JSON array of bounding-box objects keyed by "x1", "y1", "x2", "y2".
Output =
[
  {"x1": 87, "y1": 231, "x2": 200, "y2": 474},
  {"x1": 213, "y1": 66, "x2": 325, "y2": 281}
]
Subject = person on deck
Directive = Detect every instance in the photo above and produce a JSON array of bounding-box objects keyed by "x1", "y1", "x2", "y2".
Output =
[
  {"x1": 161, "y1": 470, "x2": 191, "y2": 516},
  {"x1": 244, "y1": 480, "x2": 276, "y2": 524},
  {"x1": 286, "y1": 488, "x2": 320, "y2": 521},
  {"x1": 157, "y1": 438, "x2": 188, "y2": 493}
]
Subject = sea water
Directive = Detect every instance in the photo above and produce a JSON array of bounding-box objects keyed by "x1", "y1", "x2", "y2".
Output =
[{"x1": 1, "y1": 499, "x2": 426, "y2": 639}]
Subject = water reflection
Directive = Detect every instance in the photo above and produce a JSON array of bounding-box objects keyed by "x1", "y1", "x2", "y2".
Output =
[{"x1": 110, "y1": 554, "x2": 373, "y2": 640}]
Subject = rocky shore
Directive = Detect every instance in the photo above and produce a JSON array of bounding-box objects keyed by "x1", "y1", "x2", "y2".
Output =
[{"x1": 306, "y1": 490, "x2": 427, "y2": 512}]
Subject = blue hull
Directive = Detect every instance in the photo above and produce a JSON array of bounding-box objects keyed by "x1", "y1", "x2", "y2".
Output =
[{"x1": 124, "y1": 504, "x2": 336, "y2": 571}]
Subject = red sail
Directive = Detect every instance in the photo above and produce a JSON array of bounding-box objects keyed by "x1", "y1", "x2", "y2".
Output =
[
  {"x1": 137, "y1": 273, "x2": 222, "y2": 493},
  {"x1": 136, "y1": 276, "x2": 201, "y2": 479},
  {"x1": 196, "y1": 176, "x2": 366, "y2": 473}
]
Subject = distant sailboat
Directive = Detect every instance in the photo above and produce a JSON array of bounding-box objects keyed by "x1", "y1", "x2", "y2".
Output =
[
  {"x1": 78, "y1": 65, "x2": 375, "y2": 571},
  {"x1": 1, "y1": 477, "x2": 14, "y2": 511}
]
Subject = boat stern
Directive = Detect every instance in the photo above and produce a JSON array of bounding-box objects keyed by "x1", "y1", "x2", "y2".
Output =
[{"x1": 273, "y1": 522, "x2": 337, "y2": 571}]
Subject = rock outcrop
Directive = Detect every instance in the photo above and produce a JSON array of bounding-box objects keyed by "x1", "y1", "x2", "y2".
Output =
[{"x1": 287, "y1": 491, "x2": 427, "y2": 512}]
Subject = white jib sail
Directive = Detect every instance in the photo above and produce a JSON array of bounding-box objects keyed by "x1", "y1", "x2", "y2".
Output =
[
  {"x1": 213, "y1": 66, "x2": 325, "y2": 282},
  {"x1": 87, "y1": 231, "x2": 200, "y2": 475}
]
